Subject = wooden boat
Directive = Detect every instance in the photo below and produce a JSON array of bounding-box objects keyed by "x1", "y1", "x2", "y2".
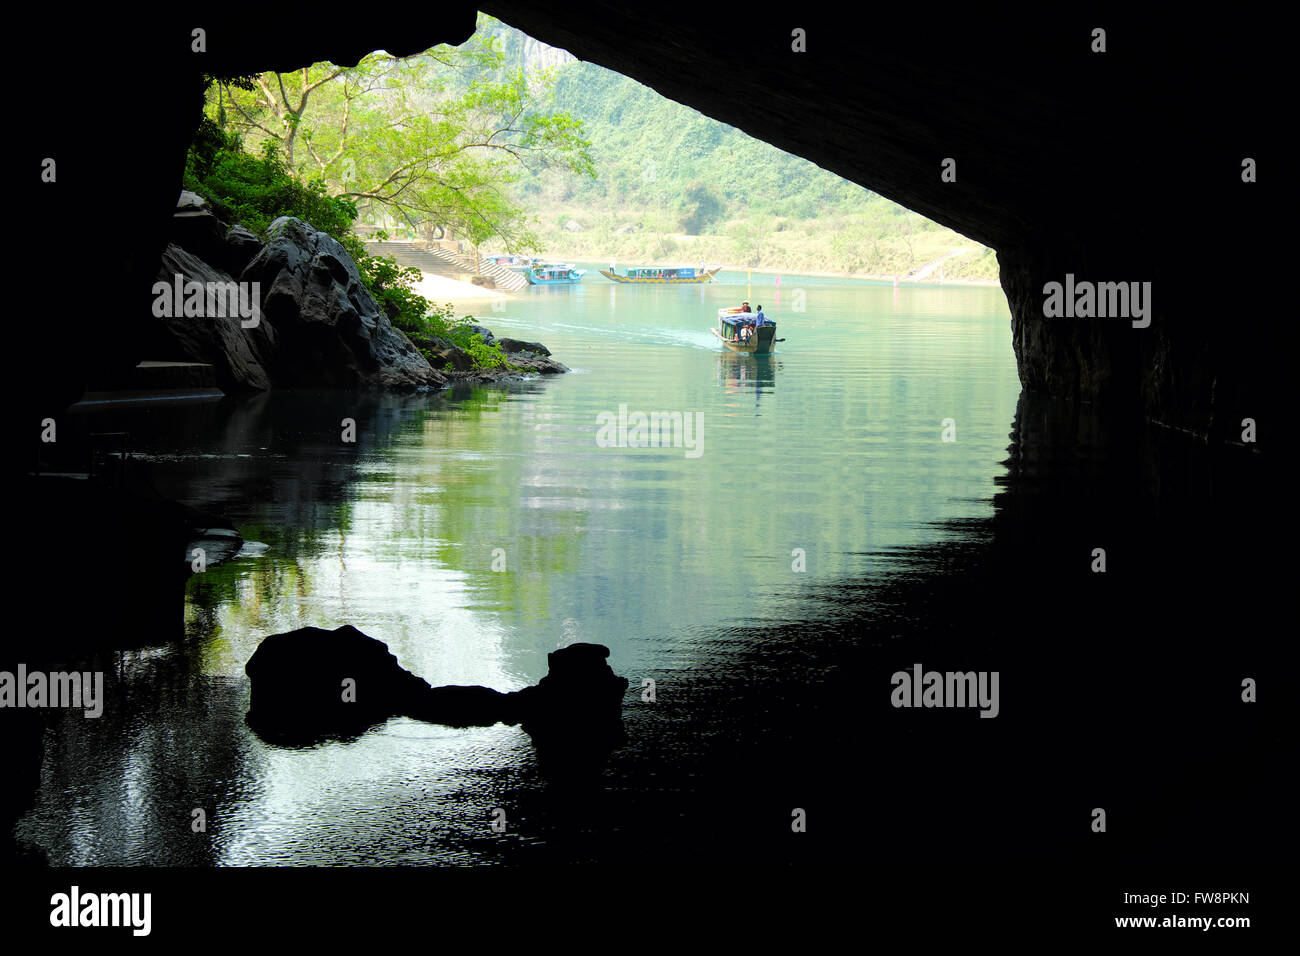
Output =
[
  {"x1": 600, "y1": 265, "x2": 721, "y2": 284},
  {"x1": 712, "y1": 307, "x2": 783, "y2": 354},
  {"x1": 525, "y1": 263, "x2": 585, "y2": 285}
]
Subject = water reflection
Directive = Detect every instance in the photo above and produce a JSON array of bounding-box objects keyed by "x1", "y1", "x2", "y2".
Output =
[
  {"x1": 28, "y1": 280, "x2": 1270, "y2": 865},
  {"x1": 11, "y1": 384, "x2": 1277, "y2": 865},
  {"x1": 717, "y1": 352, "x2": 778, "y2": 410}
]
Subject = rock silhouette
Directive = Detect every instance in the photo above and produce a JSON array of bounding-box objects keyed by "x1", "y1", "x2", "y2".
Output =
[{"x1": 245, "y1": 625, "x2": 627, "y2": 778}]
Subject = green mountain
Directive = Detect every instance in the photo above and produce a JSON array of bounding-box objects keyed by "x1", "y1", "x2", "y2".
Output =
[{"x1": 487, "y1": 17, "x2": 996, "y2": 280}]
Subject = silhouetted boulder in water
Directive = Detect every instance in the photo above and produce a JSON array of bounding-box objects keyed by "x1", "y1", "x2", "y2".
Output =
[
  {"x1": 245, "y1": 625, "x2": 430, "y2": 741},
  {"x1": 245, "y1": 625, "x2": 628, "y2": 777},
  {"x1": 515, "y1": 643, "x2": 629, "y2": 782}
]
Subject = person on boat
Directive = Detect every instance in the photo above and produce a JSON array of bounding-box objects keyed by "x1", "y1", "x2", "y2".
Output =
[
  {"x1": 753, "y1": 305, "x2": 770, "y2": 326},
  {"x1": 740, "y1": 301, "x2": 751, "y2": 313}
]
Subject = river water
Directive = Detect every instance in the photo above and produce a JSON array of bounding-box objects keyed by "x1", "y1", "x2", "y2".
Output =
[{"x1": 16, "y1": 268, "x2": 1276, "y2": 866}]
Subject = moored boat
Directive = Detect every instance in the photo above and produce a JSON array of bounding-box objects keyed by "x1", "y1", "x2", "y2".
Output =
[
  {"x1": 600, "y1": 265, "x2": 721, "y2": 284},
  {"x1": 484, "y1": 254, "x2": 536, "y2": 269},
  {"x1": 712, "y1": 307, "x2": 783, "y2": 354},
  {"x1": 525, "y1": 263, "x2": 586, "y2": 285}
]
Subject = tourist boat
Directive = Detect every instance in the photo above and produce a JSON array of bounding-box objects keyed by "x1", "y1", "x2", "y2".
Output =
[
  {"x1": 484, "y1": 253, "x2": 535, "y2": 268},
  {"x1": 600, "y1": 265, "x2": 721, "y2": 284},
  {"x1": 483, "y1": 254, "x2": 538, "y2": 269},
  {"x1": 525, "y1": 263, "x2": 586, "y2": 285},
  {"x1": 712, "y1": 307, "x2": 783, "y2": 354}
]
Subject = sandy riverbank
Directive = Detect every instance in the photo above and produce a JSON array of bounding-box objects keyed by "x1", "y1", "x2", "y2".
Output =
[
  {"x1": 413, "y1": 259, "x2": 1000, "y2": 298},
  {"x1": 412, "y1": 273, "x2": 509, "y2": 300},
  {"x1": 709, "y1": 263, "x2": 1001, "y2": 287},
  {"x1": 561, "y1": 254, "x2": 1001, "y2": 287}
]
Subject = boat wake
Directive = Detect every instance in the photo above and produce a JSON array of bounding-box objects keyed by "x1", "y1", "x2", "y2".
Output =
[{"x1": 546, "y1": 322, "x2": 717, "y2": 350}]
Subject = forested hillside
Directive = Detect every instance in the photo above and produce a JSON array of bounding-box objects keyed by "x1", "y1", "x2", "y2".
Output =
[{"x1": 487, "y1": 19, "x2": 996, "y2": 279}]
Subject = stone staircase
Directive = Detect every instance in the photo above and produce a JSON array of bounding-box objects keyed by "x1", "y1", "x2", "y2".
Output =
[
  {"x1": 447, "y1": 251, "x2": 529, "y2": 292},
  {"x1": 364, "y1": 241, "x2": 528, "y2": 292}
]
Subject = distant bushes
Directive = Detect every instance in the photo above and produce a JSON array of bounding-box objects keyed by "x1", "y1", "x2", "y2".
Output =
[{"x1": 529, "y1": 208, "x2": 997, "y2": 281}]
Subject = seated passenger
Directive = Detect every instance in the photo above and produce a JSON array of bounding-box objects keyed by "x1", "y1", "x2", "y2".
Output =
[{"x1": 741, "y1": 301, "x2": 751, "y2": 313}]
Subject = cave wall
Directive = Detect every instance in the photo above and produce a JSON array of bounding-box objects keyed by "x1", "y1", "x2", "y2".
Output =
[
  {"x1": 480, "y1": 5, "x2": 1276, "y2": 445},
  {"x1": 14, "y1": 4, "x2": 1276, "y2": 454}
]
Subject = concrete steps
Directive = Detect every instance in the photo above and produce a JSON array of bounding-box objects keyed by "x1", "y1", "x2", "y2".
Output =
[
  {"x1": 436, "y1": 250, "x2": 529, "y2": 292},
  {"x1": 366, "y1": 241, "x2": 466, "y2": 279},
  {"x1": 76, "y1": 361, "x2": 223, "y2": 406},
  {"x1": 364, "y1": 240, "x2": 528, "y2": 292}
]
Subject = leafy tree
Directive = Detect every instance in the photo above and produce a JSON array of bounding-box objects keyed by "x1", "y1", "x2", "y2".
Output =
[
  {"x1": 211, "y1": 18, "x2": 594, "y2": 255},
  {"x1": 183, "y1": 126, "x2": 363, "y2": 259},
  {"x1": 677, "y1": 180, "x2": 724, "y2": 235}
]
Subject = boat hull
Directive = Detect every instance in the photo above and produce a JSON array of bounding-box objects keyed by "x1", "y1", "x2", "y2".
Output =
[
  {"x1": 600, "y1": 268, "x2": 721, "y2": 284},
  {"x1": 712, "y1": 324, "x2": 777, "y2": 354}
]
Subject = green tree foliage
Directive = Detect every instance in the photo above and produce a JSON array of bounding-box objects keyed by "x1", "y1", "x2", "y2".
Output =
[
  {"x1": 183, "y1": 128, "x2": 364, "y2": 259},
  {"x1": 210, "y1": 17, "x2": 594, "y2": 254},
  {"x1": 183, "y1": 21, "x2": 590, "y2": 372},
  {"x1": 357, "y1": 252, "x2": 430, "y2": 333},
  {"x1": 677, "y1": 180, "x2": 724, "y2": 235}
]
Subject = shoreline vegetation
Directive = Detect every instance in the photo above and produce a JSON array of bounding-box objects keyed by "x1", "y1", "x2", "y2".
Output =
[
  {"x1": 178, "y1": 126, "x2": 552, "y2": 381},
  {"x1": 176, "y1": 11, "x2": 1003, "y2": 388},
  {"x1": 523, "y1": 225, "x2": 999, "y2": 288},
  {"x1": 668, "y1": 260, "x2": 999, "y2": 288},
  {"x1": 432, "y1": 261, "x2": 1000, "y2": 299},
  {"x1": 487, "y1": 13, "x2": 1003, "y2": 287}
]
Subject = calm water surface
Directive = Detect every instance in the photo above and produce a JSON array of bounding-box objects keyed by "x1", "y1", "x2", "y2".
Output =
[{"x1": 19, "y1": 270, "x2": 1022, "y2": 864}]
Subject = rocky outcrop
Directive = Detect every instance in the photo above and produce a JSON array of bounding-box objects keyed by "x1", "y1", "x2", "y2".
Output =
[
  {"x1": 224, "y1": 225, "x2": 264, "y2": 278},
  {"x1": 243, "y1": 217, "x2": 447, "y2": 389},
  {"x1": 464, "y1": 324, "x2": 496, "y2": 345},
  {"x1": 169, "y1": 190, "x2": 229, "y2": 268},
  {"x1": 497, "y1": 337, "x2": 567, "y2": 375},
  {"x1": 497, "y1": 337, "x2": 551, "y2": 357},
  {"x1": 157, "y1": 196, "x2": 568, "y2": 393},
  {"x1": 420, "y1": 328, "x2": 568, "y2": 379},
  {"x1": 169, "y1": 190, "x2": 268, "y2": 280},
  {"x1": 245, "y1": 625, "x2": 628, "y2": 776},
  {"x1": 500, "y1": 350, "x2": 568, "y2": 375},
  {"x1": 153, "y1": 197, "x2": 449, "y2": 391},
  {"x1": 425, "y1": 345, "x2": 475, "y2": 373},
  {"x1": 154, "y1": 244, "x2": 276, "y2": 392}
]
